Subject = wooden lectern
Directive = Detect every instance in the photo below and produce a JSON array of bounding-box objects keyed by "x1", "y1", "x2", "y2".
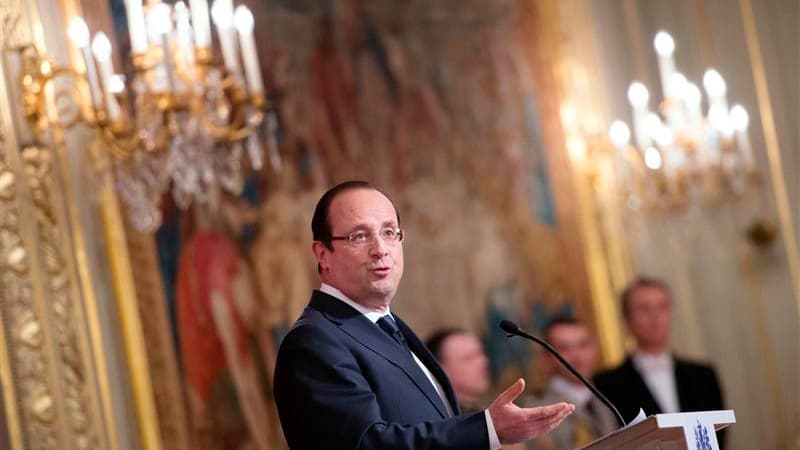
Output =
[{"x1": 579, "y1": 410, "x2": 735, "y2": 450}]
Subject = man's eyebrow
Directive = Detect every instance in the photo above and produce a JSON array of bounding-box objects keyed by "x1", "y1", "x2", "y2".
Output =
[{"x1": 338, "y1": 218, "x2": 399, "y2": 234}]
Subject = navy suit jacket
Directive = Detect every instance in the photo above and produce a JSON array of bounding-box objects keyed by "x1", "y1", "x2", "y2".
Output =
[{"x1": 274, "y1": 290, "x2": 489, "y2": 449}]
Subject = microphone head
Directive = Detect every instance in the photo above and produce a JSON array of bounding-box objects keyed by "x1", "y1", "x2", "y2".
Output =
[{"x1": 499, "y1": 320, "x2": 520, "y2": 333}]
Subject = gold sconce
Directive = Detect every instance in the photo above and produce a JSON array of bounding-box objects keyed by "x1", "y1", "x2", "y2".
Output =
[{"x1": 11, "y1": 0, "x2": 279, "y2": 232}]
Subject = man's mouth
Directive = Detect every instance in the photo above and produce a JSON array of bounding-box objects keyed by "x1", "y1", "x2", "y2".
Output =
[{"x1": 370, "y1": 266, "x2": 391, "y2": 276}]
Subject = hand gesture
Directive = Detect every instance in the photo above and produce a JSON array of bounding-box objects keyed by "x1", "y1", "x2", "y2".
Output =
[{"x1": 488, "y1": 378, "x2": 575, "y2": 445}]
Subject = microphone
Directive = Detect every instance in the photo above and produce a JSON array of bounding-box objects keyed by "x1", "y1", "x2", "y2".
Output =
[{"x1": 499, "y1": 319, "x2": 626, "y2": 426}]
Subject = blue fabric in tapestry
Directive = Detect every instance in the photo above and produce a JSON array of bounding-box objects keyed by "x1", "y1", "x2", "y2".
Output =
[{"x1": 523, "y1": 93, "x2": 557, "y2": 227}]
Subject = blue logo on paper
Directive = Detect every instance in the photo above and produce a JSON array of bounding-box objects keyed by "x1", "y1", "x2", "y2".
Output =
[{"x1": 694, "y1": 420, "x2": 712, "y2": 450}]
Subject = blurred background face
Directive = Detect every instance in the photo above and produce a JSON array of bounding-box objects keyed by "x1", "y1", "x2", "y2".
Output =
[
  {"x1": 546, "y1": 323, "x2": 598, "y2": 381},
  {"x1": 625, "y1": 286, "x2": 672, "y2": 352},
  {"x1": 439, "y1": 333, "x2": 490, "y2": 400}
]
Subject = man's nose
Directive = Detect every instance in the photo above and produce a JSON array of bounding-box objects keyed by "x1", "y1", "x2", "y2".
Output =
[{"x1": 368, "y1": 234, "x2": 390, "y2": 256}]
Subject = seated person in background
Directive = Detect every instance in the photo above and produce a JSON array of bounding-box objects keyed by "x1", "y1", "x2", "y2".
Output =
[
  {"x1": 525, "y1": 317, "x2": 618, "y2": 450},
  {"x1": 593, "y1": 276, "x2": 725, "y2": 446},
  {"x1": 426, "y1": 328, "x2": 492, "y2": 413}
]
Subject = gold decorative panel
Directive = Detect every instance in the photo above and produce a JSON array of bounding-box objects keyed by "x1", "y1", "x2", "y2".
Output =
[
  {"x1": 1, "y1": 141, "x2": 106, "y2": 449},
  {"x1": 1, "y1": 0, "x2": 109, "y2": 448}
]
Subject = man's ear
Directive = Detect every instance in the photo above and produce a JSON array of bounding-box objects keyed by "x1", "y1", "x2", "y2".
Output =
[{"x1": 312, "y1": 241, "x2": 329, "y2": 273}]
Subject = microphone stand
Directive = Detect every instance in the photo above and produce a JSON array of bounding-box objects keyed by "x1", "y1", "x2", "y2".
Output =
[{"x1": 499, "y1": 319, "x2": 626, "y2": 426}]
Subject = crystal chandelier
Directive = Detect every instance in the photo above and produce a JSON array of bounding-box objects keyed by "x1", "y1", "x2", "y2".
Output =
[
  {"x1": 14, "y1": 0, "x2": 279, "y2": 232},
  {"x1": 607, "y1": 31, "x2": 757, "y2": 211}
]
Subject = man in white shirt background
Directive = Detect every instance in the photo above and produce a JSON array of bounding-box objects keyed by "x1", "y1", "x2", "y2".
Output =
[{"x1": 593, "y1": 276, "x2": 726, "y2": 447}]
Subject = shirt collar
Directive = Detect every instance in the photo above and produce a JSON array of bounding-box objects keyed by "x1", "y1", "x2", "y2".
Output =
[
  {"x1": 549, "y1": 375, "x2": 593, "y2": 406},
  {"x1": 319, "y1": 283, "x2": 389, "y2": 323},
  {"x1": 632, "y1": 350, "x2": 674, "y2": 373}
]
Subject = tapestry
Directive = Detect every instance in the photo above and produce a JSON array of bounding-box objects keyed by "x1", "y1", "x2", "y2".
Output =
[{"x1": 107, "y1": 0, "x2": 590, "y2": 447}]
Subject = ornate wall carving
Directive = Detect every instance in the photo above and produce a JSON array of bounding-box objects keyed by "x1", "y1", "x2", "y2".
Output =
[
  {"x1": 1, "y1": 145, "x2": 104, "y2": 449},
  {"x1": 1, "y1": 142, "x2": 60, "y2": 450},
  {"x1": 1, "y1": 0, "x2": 108, "y2": 448}
]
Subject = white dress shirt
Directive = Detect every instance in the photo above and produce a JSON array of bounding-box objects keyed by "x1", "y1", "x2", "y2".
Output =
[
  {"x1": 631, "y1": 351, "x2": 680, "y2": 413},
  {"x1": 320, "y1": 284, "x2": 501, "y2": 449}
]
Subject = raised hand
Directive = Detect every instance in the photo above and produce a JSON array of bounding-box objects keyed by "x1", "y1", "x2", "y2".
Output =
[{"x1": 488, "y1": 378, "x2": 575, "y2": 445}]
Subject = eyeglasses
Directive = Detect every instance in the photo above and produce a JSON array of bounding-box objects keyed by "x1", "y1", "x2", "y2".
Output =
[{"x1": 329, "y1": 227, "x2": 404, "y2": 247}]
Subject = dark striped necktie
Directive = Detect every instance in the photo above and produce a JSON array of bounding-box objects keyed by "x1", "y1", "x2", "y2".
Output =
[{"x1": 377, "y1": 315, "x2": 408, "y2": 348}]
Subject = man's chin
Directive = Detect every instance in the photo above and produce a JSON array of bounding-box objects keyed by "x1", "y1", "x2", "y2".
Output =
[{"x1": 368, "y1": 282, "x2": 398, "y2": 300}]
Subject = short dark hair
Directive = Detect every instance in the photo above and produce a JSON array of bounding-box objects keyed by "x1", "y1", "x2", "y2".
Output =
[
  {"x1": 542, "y1": 316, "x2": 584, "y2": 342},
  {"x1": 311, "y1": 180, "x2": 400, "y2": 251},
  {"x1": 425, "y1": 328, "x2": 466, "y2": 361},
  {"x1": 620, "y1": 276, "x2": 671, "y2": 317}
]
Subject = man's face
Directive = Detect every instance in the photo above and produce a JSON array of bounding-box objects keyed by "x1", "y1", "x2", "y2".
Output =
[
  {"x1": 313, "y1": 188, "x2": 404, "y2": 310},
  {"x1": 546, "y1": 323, "x2": 598, "y2": 381},
  {"x1": 625, "y1": 286, "x2": 672, "y2": 352},
  {"x1": 439, "y1": 333, "x2": 490, "y2": 400}
]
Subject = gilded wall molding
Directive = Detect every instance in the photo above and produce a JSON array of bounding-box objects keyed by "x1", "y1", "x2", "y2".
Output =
[
  {"x1": 1, "y1": 0, "x2": 109, "y2": 448},
  {"x1": 1, "y1": 142, "x2": 61, "y2": 450},
  {"x1": 24, "y1": 142, "x2": 102, "y2": 450},
  {"x1": 0, "y1": 141, "x2": 105, "y2": 449}
]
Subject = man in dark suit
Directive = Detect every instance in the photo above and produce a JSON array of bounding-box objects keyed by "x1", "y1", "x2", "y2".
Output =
[
  {"x1": 593, "y1": 277, "x2": 725, "y2": 446},
  {"x1": 274, "y1": 181, "x2": 574, "y2": 449}
]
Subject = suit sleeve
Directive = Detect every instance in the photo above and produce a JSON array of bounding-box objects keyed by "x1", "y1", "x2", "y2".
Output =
[{"x1": 274, "y1": 323, "x2": 489, "y2": 450}]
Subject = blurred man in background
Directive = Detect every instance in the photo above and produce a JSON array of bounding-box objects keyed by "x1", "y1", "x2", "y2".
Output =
[
  {"x1": 426, "y1": 328, "x2": 492, "y2": 413},
  {"x1": 525, "y1": 317, "x2": 618, "y2": 450},
  {"x1": 594, "y1": 276, "x2": 725, "y2": 446}
]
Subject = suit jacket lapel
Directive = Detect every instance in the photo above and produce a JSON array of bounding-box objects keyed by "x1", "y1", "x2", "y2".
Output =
[
  {"x1": 309, "y1": 291, "x2": 450, "y2": 418},
  {"x1": 673, "y1": 357, "x2": 691, "y2": 411},
  {"x1": 623, "y1": 357, "x2": 664, "y2": 414},
  {"x1": 396, "y1": 317, "x2": 460, "y2": 415}
]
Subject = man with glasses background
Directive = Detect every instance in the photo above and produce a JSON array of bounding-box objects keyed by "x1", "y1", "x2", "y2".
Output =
[{"x1": 274, "y1": 180, "x2": 575, "y2": 449}]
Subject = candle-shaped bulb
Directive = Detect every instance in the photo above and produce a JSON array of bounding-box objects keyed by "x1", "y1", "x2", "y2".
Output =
[
  {"x1": 702, "y1": 69, "x2": 726, "y2": 97},
  {"x1": 645, "y1": 112, "x2": 663, "y2": 138},
  {"x1": 175, "y1": 1, "x2": 189, "y2": 16},
  {"x1": 234, "y1": 5, "x2": 254, "y2": 33},
  {"x1": 68, "y1": 17, "x2": 90, "y2": 47},
  {"x1": 653, "y1": 31, "x2": 675, "y2": 57},
  {"x1": 211, "y1": 0, "x2": 234, "y2": 28},
  {"x1": 627, "y1": 82, "x2": 649, "y2": 108},
  {"x1": 91, "y1": 32, "x2": 112, "y2": 61},
  {"x1": 668, "y1": 72, "x2": 688, "y2": 98},
  {"x1": 609, "y1": 120, "x2": 631, "y2": 148},
  {"x1": 234, "y1": 5, "x2": 263, "y2": 93},
  {"x1": 684, "y1": 82, "x2": 702, "y2": 106},
  {"x1": 730, "y1": 104, "x2": 749, "y2": 132},
  {"x1": 189, "y1": 0, "x2": 212, "y2": 49},
  {"x1": 125, "y1": 0, "x2": 148, "y2": 54},
  {"x1": 108, "y1": 74, "x2": 125, "y2": 94},
  {"x1": 653, "y1": 124, "x2": 674, "y2": 147},
  {"x1": 148, "y1": 3, "x2": 173, "y2": 35},
  {"x1": 644, "y1": 147, "x2": 663, "y2": 170},
  {"x1": 709, "y1": 104, "x2": 733, "y2": 135},
  {"x1": 175, "y1": 2, "x2": 194, "y2": 43}
]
